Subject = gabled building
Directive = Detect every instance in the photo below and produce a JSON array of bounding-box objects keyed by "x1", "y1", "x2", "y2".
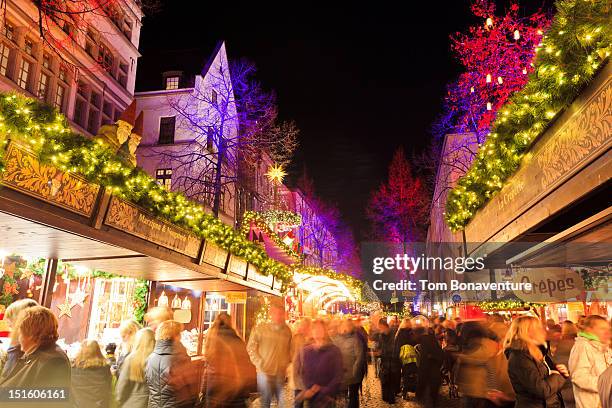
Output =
[{"x1": 135, "y1": 42, "x2": 237, "y2": 225}]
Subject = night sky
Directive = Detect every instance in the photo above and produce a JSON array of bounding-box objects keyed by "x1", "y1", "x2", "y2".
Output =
[{"x1": 136, "y1": 1, "x2": 551, "y2": 240}]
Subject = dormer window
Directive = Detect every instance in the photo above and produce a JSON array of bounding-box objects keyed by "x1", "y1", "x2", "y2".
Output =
[{"x1": 165, "y1": 76, "x2": 179, "y2": 90}]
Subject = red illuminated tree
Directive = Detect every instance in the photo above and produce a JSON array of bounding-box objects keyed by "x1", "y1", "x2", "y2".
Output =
[
  {"x1": 367, "y1": 148, "x2": 429, "y2": 243},
  {"x1": 438, "y1": 0, "x2": 550, "y2": 140}
]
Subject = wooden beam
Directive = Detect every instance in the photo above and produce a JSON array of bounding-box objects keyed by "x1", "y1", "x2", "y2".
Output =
[{"x1": 39, "y1": 258, "x2": 58, "y2": 308}]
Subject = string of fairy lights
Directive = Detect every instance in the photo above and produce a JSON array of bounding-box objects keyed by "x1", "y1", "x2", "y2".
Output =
[
  {"x1": 445, "y1": 0, "x2": 611, "y2": 231},
  {"x1": 0, "y1": 93, "x2": 361, "y2": 298}
]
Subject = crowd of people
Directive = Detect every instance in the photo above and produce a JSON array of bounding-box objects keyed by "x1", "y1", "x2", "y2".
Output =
[{"x1": 0, "y1": 297, "x2": 611, "y2": 408}]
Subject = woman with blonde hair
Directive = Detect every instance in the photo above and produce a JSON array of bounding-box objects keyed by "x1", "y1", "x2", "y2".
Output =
[
  {"x1": 0, "y1": 298, "x2": 38, "y2": 377},
  {"x1": 71, "y1": 339, "x2": 112, "y2": 408},
  {"x1": 116, "y1": 328, "x2": 155, "y2": 408},
  {"x1": 504, "y1": 316, "x2": 568, "y2": 408},
  {"x1": 114, "y1": 319, "x2": 141, "y2": 375}
]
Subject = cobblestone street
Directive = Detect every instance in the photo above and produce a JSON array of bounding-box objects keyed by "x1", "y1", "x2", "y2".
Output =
[{"x1": 253, "y1": 365, "x2": 461, "y2": 408}]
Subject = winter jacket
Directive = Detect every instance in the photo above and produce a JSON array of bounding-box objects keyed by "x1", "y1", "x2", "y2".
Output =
[
  {"x1": 506, "y1": 343, "x2": 567, "y2": 408},
  {"x1": 246, "y1": 322, "x2": 292, "y2": 376},
  {"x1": 332, "y1": 333, "x2": 364, "y2": 386},
  {"x1": 145, "y1": 339, "x2": 197, "y2": 408},
  {"x1": 115, "y1": 354, "x2": 149, "y2": 408},
  {"x1": 205, "y1": 325, "x2": 257, "y2": 407},
  {"x1": 554, "y1": 338, "x2": 575, "y2": 408},
  {"x1": 456, "y1": 337, "x2": 499, "y2": 398},
  {"x1": 598, "y1": 365, "x2": 612, "y2": 408},
  {"x1": 291, "y1": 332, "x2": 312, "y2": 390},
  {"x1": 298, "y1": 342, "x2": 344, "y2": 408},
  {"x1": 0, "y1": 342, "x2": 71, "y2": 408},
  {"x1": 568, "y1": 334, "x2": 612, "y2": 408},
  {"x1": 71, "y1": 365, "x2": 112, "y2": 408}
]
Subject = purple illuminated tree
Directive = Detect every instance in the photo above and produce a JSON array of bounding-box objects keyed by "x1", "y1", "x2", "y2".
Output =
[{"x1": 367, "y1": 148, "x2": 429, "y2": 243}]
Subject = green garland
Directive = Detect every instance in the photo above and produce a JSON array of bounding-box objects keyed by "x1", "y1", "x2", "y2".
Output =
[
  {"x1": 0, "y1": 93, "x2": 293, "y2": 288},
  {"x1": 260, "y1": 210, "x2": 302, "y2": 228},
  {"x1": 477, "y1": 299, "x2": 546, "y2": 312},
  {"x1": 133, "y1": 280, "x2": 149, "y2": 324},
  {"x1": 241, "y1": 211, "x2": 303, "y2": 260},
  {"x1": 446, "y1": 0, "x2": 611, "y2": 231}
]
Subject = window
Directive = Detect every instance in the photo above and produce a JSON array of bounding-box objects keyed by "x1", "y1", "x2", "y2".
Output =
[
  {"x1": 165, "y1": 76, "x2": 179, "y2": 90},
  {"x1": 98, "y1": 43, "x2": 113, "y2": 72},
  {"x1": 211, "y1": 89, "x2": 218, "y2": 105},
  {"x1": 74, "y1": 98, "x2": 87, "y2": 128},
  {"x1": 156, "y1": 169, "x2": 172, "y2": 190},
  {"x1": 90, "y1": 91, "x2": 101, "y2": 108},
  {"x1": 118, "y1": 61, "x2": 128, "y2": 88},
  {"x1": 0, "y1": 43, "x2": 9, "y2": 76},
  {"x1": 55, "y1": 85, "x2": 65, "y2": 111},
  {"x1": 4, "y1": 23, "x2": 14, "y2": 41},
  {"x1": 38, "y1": 72, "x2": 49, "y2": 99},
  {"x1": 59, "y1": 66, "x2": 68, "y2": 82},
  {"x1": 206, "y1": 126, "x2": 215, "y2": 151},
  {"x1": 85, "y1": 41, "x2": 96, "y2": 58},
  {"x1": 87, "y1": 107, "x2": 100, "y2": 134},
  {"x1": 42, "y1": 53, "x2": 51, "y2": 70},
  {"x1": 24, "y1": 38, "x2": 34, "y2": 56},
  {"x1": 158, "y1": 117, "x2": 175, "y2": 144},
  {"x1": 17, "y1": 59, "x2": 30, "y2": 89}
]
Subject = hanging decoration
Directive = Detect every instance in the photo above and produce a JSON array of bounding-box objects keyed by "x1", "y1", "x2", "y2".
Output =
[
  {"x1": 477, "y1": 299, "x2": 545, "y2": 311},
  {"x1": 56, "y1": 273, "x2": 74, "y2": 319},
  {"x1": 241, "y1": 211, "x2": 303, "y2": 260},
  {"x1": 445, "y1": 0, "x2": 611, "y2": 231},
  {"x1": 158, "y1": 290, "x2": 169, "y2": 307},
  {"x1": 264, "y1": 163, "x2": 287, "y2": 185},
  {"x1": 181, "y1": 296, "x2": 192, "y2": 310},
  {"x1": 171, "y1": 293, "x2": 181, "y2": 309}
]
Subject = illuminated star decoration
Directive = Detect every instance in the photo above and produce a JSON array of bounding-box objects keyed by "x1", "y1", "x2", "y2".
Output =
[
  {"x1": 57, "y1": 298, "x2": 74, "y2": 318},
  {"x1": 265, "y1": 163, "x2": 287, "y2": 185}
]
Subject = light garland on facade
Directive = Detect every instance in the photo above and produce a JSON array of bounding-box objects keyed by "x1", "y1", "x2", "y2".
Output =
[
  {"x1": 445, "y1": 0, "x2": 611, "y2": 231},
  {"x1": 0, "y1": 93, "x2": 294, "y2": 287},
  {"x1": 477, "y1": 299, "x2": 546, "y2": 311},
  {"x1": 241, "y1": 211, "x2": 303, "y2": 260}
]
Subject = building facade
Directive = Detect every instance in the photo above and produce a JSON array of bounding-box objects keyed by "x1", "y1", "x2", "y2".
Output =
[{"x1": 0, "y1": 1, "x2": 142, "y2": 136}]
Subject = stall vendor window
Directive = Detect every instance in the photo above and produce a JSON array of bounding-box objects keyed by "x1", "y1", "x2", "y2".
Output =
[
  {"x1": 87, "y1": 278, "x2": 136, "y2": 343},
  {"x1": 203, "y1": 293, "x2": 230, "y2": 330}
]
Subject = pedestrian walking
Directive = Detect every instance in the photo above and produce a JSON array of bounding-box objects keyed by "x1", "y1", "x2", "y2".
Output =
[
  {"x1": 394, "y1": 318, "x2": 417, "y2": 399},
  {"x1": 415, "y1": 327, "x2": 444, "y2": 408},
  {"x1": 247, "y1": 302, "x2": 292, "y2": 408},
  {"x1": 71, "y1": 339, "x2": 112, "y2": 408},
  {"x1": 205, "y1": 312, "x2": 256, "y2": 408},
  {"x1": 145, "y1": 320, "x2": 198, "y2": 408},
  {"x1": 114, "y1": 319, "x2": 141, "y2": 375},
  {"x1": 295, "y1": 319, "x2": 343, "y2": 408},
  {"x1": 115, "y1": 328, "x2": 155, "y2": 408},
  {"x1": 291, "y1": 318, "x2": 312, "y2": 408},
  {"x1": 554, "y1": 320, "x2": 578, "y2": 408},
  {"x1": 568, "y1": 315, "x2": 612, "y2": 408},
  {"x1": 377, "y1": 319, "x2": 401, "y2": 404},
  {"x1": 504, "y1": 316, "x2": 568, "y2": 408},
  {"x1": 332, "y1": 319, "x2": 364, "y2": 408}
]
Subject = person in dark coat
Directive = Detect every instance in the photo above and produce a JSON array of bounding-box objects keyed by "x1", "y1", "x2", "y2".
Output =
[
  {"x1": 377, "y1": 320, "x2": 401, "y2": 404},
  {"x1": 115, "y1": 328, "x2": 155, "y2": 408},
  {"x1": 205, "y1": 312, "x2": 256, "y2": 408},
  {"x1": 504, "y1": 316, "x2": 568, "y2": 408},
  {"x1": 0, "y1": 306, "x2": 71, "y2": 408},
  {"x1": 295, "y1": 319, "x2": 343, "y2": 408},
  {"x1": 71, "y1": 339, "x2": 112, "y2": 408},
  {"x1": 553, "y1": 320, "x2": 577, "y2": 408},
  {"x1": 145, "y1": 320, "x2": 198, "y2": 408},
  {"x1": 0, "y1": 299, "x2": 38, "y2": 378},
  {"x1": 332, "y1": 320, "x2": 364, "y2": 408},
  {"x1": 415, "y1": 327, "x2": 444, "y2": 408}
]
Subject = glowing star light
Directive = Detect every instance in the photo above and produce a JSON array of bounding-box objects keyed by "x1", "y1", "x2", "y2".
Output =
[{"x1": 265, "y1": 164, "x2": 287, "y2": 184}]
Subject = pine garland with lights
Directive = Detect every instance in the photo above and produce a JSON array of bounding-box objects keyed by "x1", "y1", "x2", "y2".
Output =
[
  {"x1": 241, "y1": 211, "x2": 303, "y2": 260},
  {"x1": 477, "y1": 299, "x2": 546, "y2": 311},
  {"x1": 0, "y1": 93, "x2": 293, "y2": 287},
  {"x1": 445, "y1": 0, "x2": 611, "y2": 231},
  {"x1": 260, "y1": 210, "x2": 302, "y2": 229}
]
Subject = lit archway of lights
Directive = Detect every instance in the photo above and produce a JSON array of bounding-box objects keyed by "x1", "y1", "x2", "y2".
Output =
[{"x1": 294, "y1": 272, "x2": 355, "y2": 310}]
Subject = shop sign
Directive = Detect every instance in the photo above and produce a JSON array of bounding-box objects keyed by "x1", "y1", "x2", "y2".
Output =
[
  {"x1": 512, "y1": 267, "x2": 585, "y2": 303},
  {"x1": 202, "y1": 242, "x2": 228, "y2": 269},
  {"x1": 1, "y1": 142, "x2": 99, "y2": 216},
  {"x1": 466, "y1": 73, "x2": 612, "y2": 243},
  {"x1": 105, "y1": 197, "x2": 200, "y2": 257},
  {"x1": 225, "y1": 291, "x2": 247, "y2": 304},
  {"x1": 228, "y1": 255, "x2": 247, "y2": 277}
]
